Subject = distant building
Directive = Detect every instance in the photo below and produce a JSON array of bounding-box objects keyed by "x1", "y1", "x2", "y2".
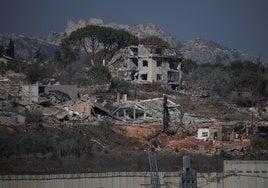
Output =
[{"x1": 108, "y1": 43, "x2": 183, "y2": 88}]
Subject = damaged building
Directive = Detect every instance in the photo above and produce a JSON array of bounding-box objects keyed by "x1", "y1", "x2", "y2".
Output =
[
  {"x1": 112, "y1": 97, "x2": 181, "y2": 123},
  {"x1": 108, "y1": 43, "x2": 183, "y2": 89},
  {"x1": 20, "y1": 85, "x2": 78, "y2": 103},
  {"x1": 197, "y1": 126, "x2": 222, "y2": 142}
]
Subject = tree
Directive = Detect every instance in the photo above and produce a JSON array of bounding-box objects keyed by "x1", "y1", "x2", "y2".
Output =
[
  {"x1": 163, "y1": 95, "x2": 170, "y2": 133},
  {"x1": 181, "y1": 59, "x2": 197, "y2": 74},
  {"x1": 0, "y1": 45, "x2": 4, "y2": 57},
  {"x1": 69, "y1": 25, "x2": 101, "y2": 56},
  {"x1": 6, "y1": 39, "x2": 15, "y2": 58},
  {"x1": 54, "y1": 37, "x2": 80, "y2": 68},
  {"x1": 86, "y1": 65, "x2": 112, "y2": 84},
  {"x1": 227, "y1": 61, "x2": 268, "y2": 95},
  {"x1": 110, "y1": 78, "x2": 130, "y2": 94},
  {"x1": 25, "y1": 60, "x2": 56, "y2": 84},
  {"x1": 34, "y1": 49, "x2": 49, "y2": 63},
  {"x1": 97, "y1": 27, "x2": 116, "y2": 54},
  {"x1": 112, "y1": 29, "x2": 138, "y2": 50},
  {"x1": 67, "y1": 25, "x2": 138, "y2": 65}
]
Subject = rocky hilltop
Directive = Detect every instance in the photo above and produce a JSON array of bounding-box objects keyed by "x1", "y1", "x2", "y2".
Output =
[
  {"x1": 64, "y1": 18, "x2": 267, "y2": 64},
  {"x1": 65, "y1": 18, "x2": 180, "y2": 48},
  {"x1": 1, "y1": 18, "x2": 266, "y2": 64}
]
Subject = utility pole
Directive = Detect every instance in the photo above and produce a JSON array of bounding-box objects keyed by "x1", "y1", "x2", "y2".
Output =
[
  {"x1": 179, "y1": 156, "x2": 197, "y2": 188},
  {"x1": 148, "y1": 148, "x2": 160, "y2": 188}
]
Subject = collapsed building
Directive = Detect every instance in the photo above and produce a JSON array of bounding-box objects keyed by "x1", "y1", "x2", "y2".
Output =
[
  {"x1": 108, "y1": 43, "x2": 183, "y2": 89},
  {"x1": 112, "y1": 97, "x2": 182, "y2": 124},
  {"x1": 20, "y1": 85, "x2": 78, "y2": 103}
]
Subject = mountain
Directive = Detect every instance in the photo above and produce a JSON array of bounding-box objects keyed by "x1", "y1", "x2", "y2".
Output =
[
  {"x1": 0, "y1": 33, "x2": 57, "y2": 60},
  {"x1": 0, "y1": 18, "x2": 266, "y2": 64},
  {"x1": 179, "y1": 38, "x2": 264, "y2": 64},
  {"x1": 65, "y1": 18, "x2": 181, "y2": 49},
  {"x1": 65, "y1": 18, "x2": 267, "y2": 65}
]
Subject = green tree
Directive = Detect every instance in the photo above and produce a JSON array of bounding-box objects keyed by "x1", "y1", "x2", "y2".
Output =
[
  {"x1": 69, "y1": 25, "x2": 101, "y2": 56},
  {"x1": 83, "y1": 65, "x2": 112, "y2": 85},
  {"x1": 6, "y1": 39, "x2": 15, "y2": 58},
  {"x1": 163, "y1": 95, "x2": 170, "y2": 133},
  {"x1": 110, "y1": 78, "x2": 130, "y2": 94},
  {"x1": 25, "y1": 61, "x2": 56, "y2": 84},
  {"x1": 67, "y1": 25, "x2": 138, "y2": 65},
  {"x1": 112, "y1": 29, "x2": 138, "y2": 50},
  {"x1": 227, "y1": 61, "x2": 268, "y2": 95},
  {"x1": 0, "y1": 45, "x2": 4, "y2": 57},
  {"x1": 54, "y1": 37, "x2": 80, "y2": 68},
  {"x1": 181, "y1": 59, "x2": 197, "y2": 74},
  {"x1": 97, "y1": 27, "x2": 116, "y2": 54},
  {"x1": 34, "y1": 49, "x2": 49, "y2": 63}
]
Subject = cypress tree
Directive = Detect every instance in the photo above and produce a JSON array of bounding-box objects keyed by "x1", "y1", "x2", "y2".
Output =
[
  {"x1": 6, "y1": 39, "x2": 15, "y2": 58},
  {"x1": 163, "y1": 95, "x2": 170, "y2": 133}
]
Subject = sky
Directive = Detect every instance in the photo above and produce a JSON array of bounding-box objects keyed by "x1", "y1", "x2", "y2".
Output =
[{"x1": 1, "y1": 0, "x2": 268, "y2": 58}]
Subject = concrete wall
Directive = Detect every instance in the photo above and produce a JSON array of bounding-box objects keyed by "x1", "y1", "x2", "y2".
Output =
[
  {"x1": 0, "y1": 172, "x2": 223, "y2": 188},
  {"x1": 198, "y1": 128, "x2": 210, "y2": 140},
  {"x1": 0, "y1": 162, "x2": 267, "y2": 188},
  {"x1": 223, "y1": 160, "x2": 268, "y2": 188},
  {"x1": 44, "y1": 85, "x2": 77, "y2": 99},
  {"x1": 21, "y1": 85, "x2": 39, "y2": 102}
]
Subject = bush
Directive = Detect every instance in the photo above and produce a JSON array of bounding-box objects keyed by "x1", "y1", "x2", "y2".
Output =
[
  {"x1": 84, "y1": 65, "x2": 111, "y2": 85},
  {"x1": 110, "y1": 78, "x2": 130, "y2": 94},
  {"x1": 250, "y1": 137, "x2": 268, "y2": 151}
]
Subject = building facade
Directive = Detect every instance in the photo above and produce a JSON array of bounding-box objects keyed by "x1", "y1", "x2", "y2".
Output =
[{"x1": 108, "y1": 43, "x2": 183, "y2": 88}]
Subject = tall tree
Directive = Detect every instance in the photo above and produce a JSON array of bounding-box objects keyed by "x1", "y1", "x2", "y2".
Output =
[
  {"x1": 6, "y1": 39, "x2": 15, "y2": 58},
  {"x1": 54, "y1": 37, "x2": 80, "y2": 68},
  {"x1": 0, "y1": 45, "x2": 4, "y2": 57},
  {"x1": 181, "y1": 59, "x2": 198, "y2": 74},
  {"x1": 163, "y1": 95, "x2": 170, "y2": 133},
  {"x1": 69, "y1": 25, "x2": 101, "y2": 56},
  {"x1": 113, "y1": 29, "x2": 138, "y2": 50},
  {"x1": 66, "y1": 25, "x2": 138, "y2": 65}
]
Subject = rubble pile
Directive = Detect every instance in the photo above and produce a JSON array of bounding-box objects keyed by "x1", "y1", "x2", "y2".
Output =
[
  {"x1": 0, "y1": 69, "x2": 267, "y2": 163},
  {"x1": 112, "y1": 97, "x2": 182, "y2": 124}
]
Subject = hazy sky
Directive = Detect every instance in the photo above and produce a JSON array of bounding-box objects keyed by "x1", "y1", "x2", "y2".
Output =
[{"x1": 1, "y1": 0, "x2": 268, "y2": 58}]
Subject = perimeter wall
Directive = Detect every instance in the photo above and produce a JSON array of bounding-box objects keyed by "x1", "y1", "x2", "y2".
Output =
[{"x1": 0, "y1": 161, "x2": 267, "y2": 188}]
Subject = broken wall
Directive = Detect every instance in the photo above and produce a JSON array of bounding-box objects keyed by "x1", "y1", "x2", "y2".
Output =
[
  {"x1": 21, "y1": 85, "x2": 39, "y2": 103},
  {"x1": 44, "y1": 85, "x2": 77, "y2": 99}
]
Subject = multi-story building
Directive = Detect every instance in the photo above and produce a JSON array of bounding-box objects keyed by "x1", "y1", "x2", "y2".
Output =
[{"x1": 108, "y1": 43, "x2": 183, "y2": 88}]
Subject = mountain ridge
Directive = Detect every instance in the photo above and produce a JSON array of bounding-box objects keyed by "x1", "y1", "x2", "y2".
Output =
[{"x1": 1, "y1": 18, "x2": 266, "y2": 64}]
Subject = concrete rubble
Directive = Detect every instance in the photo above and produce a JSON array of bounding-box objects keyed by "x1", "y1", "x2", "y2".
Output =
[
  {"x1": 0, "y1": 74, "x2": 116, "y2": 127},
  {"x1": 112, "y1": 97, "x2": 182, "y2": 123},
  {"x1": 0, "y1": 70, "x2": 267, "y2": 159}
]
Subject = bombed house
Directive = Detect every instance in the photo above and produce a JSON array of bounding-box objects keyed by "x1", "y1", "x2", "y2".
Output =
[
  {"x1": 112, "y1": 97, "x2": 181, "y2": 123},
  {"x1": 108, "y1": 43, "x2": 183, "y2": 88},
  {"x1": 20, "y1": 85, "x2": 78, "y2": 103}
]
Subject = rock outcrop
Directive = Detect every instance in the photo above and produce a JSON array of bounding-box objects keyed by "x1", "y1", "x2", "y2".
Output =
[{"x1": 65, "y1": 18, "x2": 181, "y2": 48}]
